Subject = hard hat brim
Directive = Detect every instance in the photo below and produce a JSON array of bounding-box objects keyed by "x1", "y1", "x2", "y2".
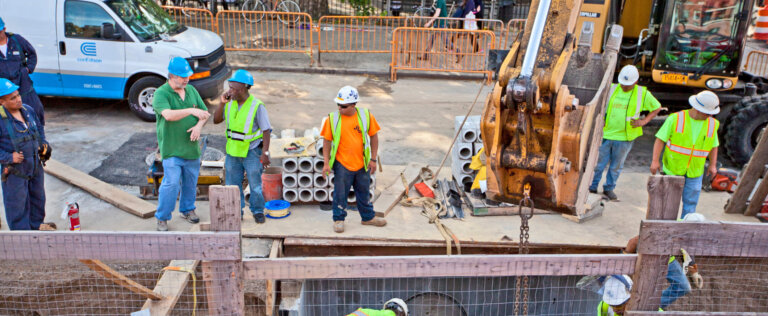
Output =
[
  {"x1": 689, "y1": 95, "x2": 720, "y2": 115},
  {"x1": 618, "y1": 77, "x2": 637, "y2": 86},
  {"x1": 0, "y1": 83, "x2": 19, "y2": 97},
  {"x1": 171, "y1": 70, "x2": 194, "y2": 78},
  {"x1": 334, "y1": 97, "x2": 356, "y2": 105}
]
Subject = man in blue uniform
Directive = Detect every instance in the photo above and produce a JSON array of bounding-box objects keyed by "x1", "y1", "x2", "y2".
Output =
[
  {"x1": 0, "y1": 78, "x2": 51, "y2": 230},
  {"x1": 0, "y1": 17, "x2": 45, "y2": 126}
]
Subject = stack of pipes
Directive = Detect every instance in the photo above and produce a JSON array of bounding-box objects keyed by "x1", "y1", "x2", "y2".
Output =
[{"x1": 452, "y1": 116, "x2": 482, "y2": 192}]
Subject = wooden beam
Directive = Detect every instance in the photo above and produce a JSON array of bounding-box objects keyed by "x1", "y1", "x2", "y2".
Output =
[
  {"x1": 0, "y1": 231, "x2": 240, "y2": 260},
  {"x1": 242, "y1": 254, "x2": 637, "y2": 280},
  {"x1": 44, "y1": 159, "x2": 156, "y2": 218},
  {"x1": 745, "y1": 169, "x2": 768, "y2": 216},
  {"x1": 627, "y1": 312, "x2": 768, "y2": 316},
  {"x1": 636, "y1": 220, "x2": 768, "y2": 257},
  {"x1": 725, "y1": 128, "x2": 768, "y2": 214},
  {"x1": 203, "y1": 185, "x2": 244, "y2": 316},
  {"x1": 80, "y1": 259, "x2": 163, "y2": 300},
  {"x1": 646, "y1": 175, "x2": 685, "y2": 220},
  {"x1": 265, "y1": 239, "x2": 282, "y2": 316}
]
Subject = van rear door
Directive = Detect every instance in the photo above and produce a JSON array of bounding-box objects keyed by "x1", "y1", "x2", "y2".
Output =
[{"x1": 57, "y1": 0, "x2": 127, "y2": 99}]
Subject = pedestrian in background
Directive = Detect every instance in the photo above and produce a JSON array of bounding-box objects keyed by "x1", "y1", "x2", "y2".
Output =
[
  {"x1": 153, "y1": 57, "x2": 210, "y2": 231},
  {"x1": 0, "y1": 17, "x2": 45, "y2": 126},
  {"x1": 213, "y1": 69, "x2": 272, "y2": 224}
]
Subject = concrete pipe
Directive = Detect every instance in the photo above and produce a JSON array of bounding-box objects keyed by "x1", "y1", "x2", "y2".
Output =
[
  {"x1": 460, "y1": 128, "x2": 478, "y2": 143},
  {"x1": 455, "y1": 143, "x2": 473, "y2": 160},
  {"x1": 329, "y1": 188, "x2": 335, "y2": 201},
  {"x1": 244, "y1": 186, "x2": 251, "y2": 202},
  {"x1": 283, "y1": 187, "x2": 298, "y2": 203},
  {"x1": 347, "y1": 189, "x2": 357, "y2": 203},
  {"x1": 369, "y1": 175, "x2": 376, "y2": 191},
  {"x1": 282, "y1": 157, "x2": 298, "y2": 173},
  {"x1": 328, "y1": 174, "x2": 335, "y2": 187},
  {"x1": 298, "y1": 157, "x2": 314, "y2": 173},
  {"x1": 473, "y1": 143, "x2": 484, "y2": 155},
  {"x1": 460, "y1": 160, "x2": 473, "y2": 174},
  {"x1": 313, "y1": 156, "x2": 325, "y2": 173},
  {"x1": 315, "y1": 141, "x2": 324, "y2": 156},
  {"x1": 298, "y1": 188, "x2": 314, "y2": 203},
  {"x1": 314, "y1": 173, "x2": 329, "y2": 188},
  {"x1": 456, "y1": 174, "x2": 474, "y2": 191},
  {"x1": 282, "y1": 173, "x2": 298, "y2": 188},
  {"x1": 314, "y1": 188, "x2": 329, "y2": 202},
  {"x1": 298, "y1": 173, "x2": 313, "y2": 188}
]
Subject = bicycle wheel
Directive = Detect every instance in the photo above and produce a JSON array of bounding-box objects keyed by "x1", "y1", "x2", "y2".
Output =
[
  {"x1": 414, "y1": 7, "x2": 431, "y2": 17},
  {"x1": 181, "y1": 0, "x2": 206, "y2": 17},
  {"x1": 276, "y1": 0, "x2": 301, "y2": 25},
  {"x1": 241, "y1": 0, "x2": 266, "y2": 23}
]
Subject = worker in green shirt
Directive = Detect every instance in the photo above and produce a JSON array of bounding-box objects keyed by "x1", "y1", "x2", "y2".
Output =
[
  {"x1": 153, "y1": 57, "x2": 210, "y2": 231},
  {"x1": 347, "y1": 298, "x2": 408, "y2": 316},
  {"x1": 590, "y1": 65, "x2": 662, "y2": 201}
]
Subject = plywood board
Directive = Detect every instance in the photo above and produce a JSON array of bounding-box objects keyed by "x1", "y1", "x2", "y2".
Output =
[{"x1": 269, "y1": 136, "x2": 318, "y2": 159}]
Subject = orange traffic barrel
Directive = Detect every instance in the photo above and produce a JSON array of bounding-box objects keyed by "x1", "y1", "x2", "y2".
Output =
[{"x1": 757, "y1": 6, "x2": 768, "y2": 41}]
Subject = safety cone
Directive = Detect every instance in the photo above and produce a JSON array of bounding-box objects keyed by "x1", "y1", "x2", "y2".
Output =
[{"x1": 756, "y1": 6, "x2": 768, "y2": 41}]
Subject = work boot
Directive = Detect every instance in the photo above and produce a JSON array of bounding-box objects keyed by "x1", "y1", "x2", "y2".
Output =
[
  {"x1": 181, "y1": 210, "x2": 200, "y2": 224},
  {"x1": 603, "y1": 190, "x2": 619, "y2": 201},
  {"x1": 362, "y1": 217, "x2": 387, "y2": 227},
  {"x1": 157, "y1": 220, "x2": 169, "y2": 231},
  {"x1": 589, "y1": 188, "x2": 598, "y2": 194},
  {"x1": 254, "y1": 213, "x2": 266, "y2": 224},
  {"x1": 39, "y1": 223, "x2": 57, "y2": 231},
  {"x1": 334, "y1": 221, "x2": 344, "y2": 233}
]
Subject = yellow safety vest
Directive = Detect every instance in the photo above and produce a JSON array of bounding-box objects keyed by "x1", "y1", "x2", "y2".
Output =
[
  {"x1": 604, "y1": 84, "x2": 647, "y2": 141},
  {"x1": 224, "y1": 95, "x2": 264, "y2": 158},
  {"x1": 662, "y1": 110, "x2": 719, "y2": 178},
  {"x1": 347, "y1": 308, "x2": 396, "y2": 316},
  {"x1": 328, "y1": 108, "x2": 372, "y2": 171}
]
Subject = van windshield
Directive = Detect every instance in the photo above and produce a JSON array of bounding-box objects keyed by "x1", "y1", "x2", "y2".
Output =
[{"x1": 106, "y1": 0, "x2": 184, "y2": 41}]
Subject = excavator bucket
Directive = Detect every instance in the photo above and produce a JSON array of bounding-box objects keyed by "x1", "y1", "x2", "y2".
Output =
[{"x1": 480, "y1": 0, "x2": 624, "y2": 216}]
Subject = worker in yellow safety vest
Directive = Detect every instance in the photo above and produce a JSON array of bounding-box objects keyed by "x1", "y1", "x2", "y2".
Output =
[
  {"x1": 322, "y1": 86, "x2": 386, "y2": 233},
  {"x1": 347, "y1": 298, "x2": 408, "y2": 316},
  {"x1": 590, "y1": 65, "x2": 662, "y2": 201},
  {"x1": 596, "y1": 275, "x2": 633, "y2": 316},
  {"x1": 651, "y1": 91, "x2": 720, "y2": 219}
]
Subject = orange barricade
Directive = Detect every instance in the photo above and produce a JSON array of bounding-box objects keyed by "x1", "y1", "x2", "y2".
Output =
[
  {"x1": 405, "y1": 17, "x2": 507, "y2": 49},
  {"x1": 502, "y1": 19, "x2": 526, "y2": 49},
  {"x1": 216, "y1": 10, "x2": 314, "y2": 64},
  {"x1": 318, "y1": 16, "x2": 408, "y2": 54},
  {"x1": 744, "y1": 50, "x2": 768, "y2": 79},
  {"x1": 162, "y1": 6, "x2": 218, "y2": 33},
  {"x1": 390, "y1": 27, "x2": 495, "y2": 82}
]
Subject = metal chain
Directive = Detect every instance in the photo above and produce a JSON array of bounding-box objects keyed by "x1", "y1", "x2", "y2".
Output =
[{"x1": 514, "y1": 183, "x2": 534, "y2": 316}]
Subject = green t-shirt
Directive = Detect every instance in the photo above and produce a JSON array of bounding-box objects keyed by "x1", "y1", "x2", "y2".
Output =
[
  {"x1": 153, "y1": 83, "x2": 208, "y2": 160},
  {"x1": 603, "y1": 86, "x2": 661, "y2": 141},
  {"x1": 436, "y1": 0, "x2": 448, "y2": 27},
  {"x1": 655, "y1": 113, "x2": 719, "y2": 175}
]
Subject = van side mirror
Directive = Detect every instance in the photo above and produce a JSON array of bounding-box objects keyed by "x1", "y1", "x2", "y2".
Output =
[{"x1": 101, "y1": 23, "x2": 121, "y2": 40}]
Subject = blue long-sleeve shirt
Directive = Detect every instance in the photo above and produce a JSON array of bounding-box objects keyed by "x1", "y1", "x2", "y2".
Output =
[{"x1": 0, "y1": 104, "x2": 46, "y2": 167}]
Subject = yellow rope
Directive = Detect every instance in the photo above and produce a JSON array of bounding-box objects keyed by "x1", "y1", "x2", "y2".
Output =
[
  {"x1": 268, "y1": 208, "x2": 290, "y2": 217},
  {"x1": 162, "y1": 266, "x2": 197, "y2": 316}
]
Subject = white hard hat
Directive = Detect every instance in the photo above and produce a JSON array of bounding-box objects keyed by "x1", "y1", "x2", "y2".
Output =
[
  {"x1": 618, "y1": 65, "x2": 639, "y2": 86},
  {"x1": 689, "y1": 90, "x2": 720, "y2": 115},
  {"x1": 335, "y1": 85, "x2": 360, "y2": 105},
  {"x1": 383, "y1": 298, "x2": 408, "y2": 316},
  {"x1": 682, "y1": 213, "x2": 706, "y2": 222},
  {"x1": 603, "y1": 275, "x2": 633, "y2": 306}
]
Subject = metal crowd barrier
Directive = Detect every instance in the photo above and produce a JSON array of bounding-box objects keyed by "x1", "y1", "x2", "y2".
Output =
[
  {"x1": 162, "y1": 6, "x2": 218, "y2": 33},
  {"x1": 404, "y1": 16, "x2": 507, "y2": 49},
  {"x1": 390, "y1": 27, "x2": 496, "y2": 82},
  {"x1": 502, "y1": 19, "x2": 527, "y2": 49},
  {"x1": 744, "y1": 50, "x2": 768, "y2": 79}
]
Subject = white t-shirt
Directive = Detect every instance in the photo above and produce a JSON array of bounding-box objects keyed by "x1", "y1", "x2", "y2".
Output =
[{"x1": 0, "y1": 43, "x2": 7, "y2": 57}]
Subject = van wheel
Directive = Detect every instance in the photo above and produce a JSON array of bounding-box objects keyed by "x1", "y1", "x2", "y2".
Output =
[{"x1": 128, "y1": 76, "x2": 165, "y2": 122}]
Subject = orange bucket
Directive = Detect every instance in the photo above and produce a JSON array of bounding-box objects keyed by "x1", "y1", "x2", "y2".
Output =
[{"x1": 261, "y1": 167, "x2": 283, "y2": 202}]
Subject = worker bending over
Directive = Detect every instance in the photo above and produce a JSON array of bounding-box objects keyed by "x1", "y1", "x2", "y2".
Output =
[
  {"x1": 348, "y1": 298, "x2": 408, "y2": 316},
  {"x1": 153, "y1": 57, "x2": 210, "y2": 231},
  {"x1": 213, "y1": 70, "x2": 272, "y2": 224},
  {"x1": 590, "y1": 65, "x2": 662, "y2": 201},
  {"x1": 651, "y1": 91, "x2": 720, "y2": 219},
  {"x1": 597, "y1": 275, "x2": 633, "y2": 316},
  {"x1": 322, "y1": 86, "x2": 386, "y2": 233},
  {"x1": 0, "y1": 78, "x2": 52, "y2": 230}
]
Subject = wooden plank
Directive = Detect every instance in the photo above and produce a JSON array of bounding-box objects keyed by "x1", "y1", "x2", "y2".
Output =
[
  {"x1": 746, "y1": 169, "x2": 768, "y2": 216},
  {"x1": 265, "y1": 239, "x2": 282, "y2": 316},
  {"x1": 268, "y1": 136, "x2": 317, "y2": 159},
  {"x1": 379, "y1": 165, "x2": 423, "y2": 217},
  {"x1": 242, "y1": 254, "x2": 637, "y2": 280},
  {"x1": 636, "y1": 220, "x2": 768, "y2": 257},
  {"x1": 646, "y1": 175, "x2": 685, "y2": 220},
  {"x1": 79, "y1": 259, "x2": 163, "y2": 300},
  {"x1": 44, "y1": 159, "x2": 156, "y2": 218},
  {"x1": 0, "y1": 231, "x2": 240, "y2": 260},
  {"x1": 627, "y1": 312, "x2": 768, "y2": 316},
  {"x1": 725, "y1": 128, "x2": 768, "y2": 214},
  {"x1": 204, "y1": 185, "x2": 244, "y2": 316}
]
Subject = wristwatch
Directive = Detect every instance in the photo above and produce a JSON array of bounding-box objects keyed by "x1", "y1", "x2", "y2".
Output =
[
  {"x1": 370, "y1": 158, "x2": 377, "y2": 162},
  {"x1": 264, "y1": 151, "x2": 270, "y2": 156}
]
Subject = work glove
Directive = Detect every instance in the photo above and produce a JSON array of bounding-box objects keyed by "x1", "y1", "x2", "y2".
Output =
[
  {"x1": 681, "y1": 248, "x2": 704, "y2": 289},
  {"x1": 39, "y1": 143, "x2": 51, "y2": 166}
]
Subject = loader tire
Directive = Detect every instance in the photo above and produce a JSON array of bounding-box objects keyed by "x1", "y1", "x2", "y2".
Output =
[{"x1": 725, "y1": 96, "x2": 768, "y2": 165}]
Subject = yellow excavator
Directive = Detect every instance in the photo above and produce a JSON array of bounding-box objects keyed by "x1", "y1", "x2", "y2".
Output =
[{"x1": 481, "y1": 0, "x2": 764, "y2": 216}]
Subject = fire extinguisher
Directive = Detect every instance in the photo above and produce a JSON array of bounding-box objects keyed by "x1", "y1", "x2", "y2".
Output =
[{"x1": 61, "y1": 202, "x2": 80, "y2": 231}]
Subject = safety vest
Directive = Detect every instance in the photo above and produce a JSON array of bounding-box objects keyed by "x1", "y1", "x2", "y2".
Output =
[
  {"x1": 604, "y1": 84, "x2": 647, "y2": 141},
  {"x1": 224, "y1": 95, "x2": 263, "y2": 158},
  {"x1": 662, "y1": 110, "x2": 719, "y2": 178},
  {"x1": 346, "y1": 308, "x2": 396, "y2": 316},
  {"x1": 328, "y1": 108, "x2": 372, "y2": 171}
]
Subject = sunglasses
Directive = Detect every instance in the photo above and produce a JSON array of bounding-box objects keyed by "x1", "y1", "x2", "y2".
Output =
[{"x1": 338, "y1": 104, "x2": 352, "y2": 109}]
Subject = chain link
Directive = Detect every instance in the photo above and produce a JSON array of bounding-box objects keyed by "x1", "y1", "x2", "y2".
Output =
[{"x1": 514, "y1": 183, "x2": 534, "y2": 316}]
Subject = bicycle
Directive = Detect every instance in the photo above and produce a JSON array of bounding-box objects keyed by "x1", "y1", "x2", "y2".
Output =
[
  {"x1": 240, "y1": 0, "x2": 301, "y2": 24},
  {"x1": 157, "y1": 0, "x2": 207, "y2": 17},
  {"x1": 413, "y1": 0, "x2": 457, "y2": 18}
]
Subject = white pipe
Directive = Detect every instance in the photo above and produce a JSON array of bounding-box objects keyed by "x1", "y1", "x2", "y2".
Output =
[
  {"x1": 369, "y1": 175, "x2": 376, "y2": 191},
  {"x1": 244, "y1": 186, "x2": 251, "y2": 202},
  {"x1": 299, "y1": 188, "x2": 314, "y2": 202},
  {"x1": 347, "y1": 189, "x2": 357, "y2": 203},
  {"x1": 455, "y1": 143, "x2": 473, "y2": 160},
  {"x1": 460, "y1": 129, "x2": 477, "y2": 143},
  {"x1": 313, "y1": 156, "x2": 325, "y2": 173},
  {"x1": 473, "y1": 143, "x2": 484, "y2": 155},
  {"x1": 329, "y1": 188, "x2": 335, "y2": 201},
  {"x1": 282, "y1": 173, "x2": 298, "y2": 188},
  {"x1": 328, "y1": 174, "x2": 335, "y2": 187},
  {"x1": 314, "y1": 188, "x2": 329, "y2": 202},
  {"x1": 455, "y1": 174, "x2": 474, "y2": 190},
  {"x1": 521, "y1": 0, "x2": 552, "y2": 77},
  {"x1": 280, "y1": 129, "x2": 295, "y2": 139},
  {"x1": 282, "y1": 157, "x2": 298, "y2": 173},
  {"x1": 315, "y1": 141, "x2": 324, "y2": 156},
  {"x1": 298, "y1": 157, "x2": 314, "y2": 173},
  {"x1": 283, "y1": 188, "x2": 298, "y2": 203},
  {"x1": 298, "y1": 173, "x2": 313, "y2": 188},
  {"x1": 314, "y1": 173, "x2": 329, "y2": 188},
  {"x1": 201, "y1": 160, "x2": 224, "y2": 168}
]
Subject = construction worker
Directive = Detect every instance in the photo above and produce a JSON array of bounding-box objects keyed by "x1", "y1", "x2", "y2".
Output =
[
  {"x1": 590, "y1": 65, "x2": 662, "y2": 201},
  {"x1": 596, "y1": 275, "x2": 633, "y2": 316},
  {"x1": 651, "y1": 91, "x2": 720, "y2": 219},
  {"x1": 213, "y1": 69, "x2": 272, "y2": 224},
  {"x1": 347, "y1": 298, "x2": 408, "y2": 316},
  {"x1": 153, "y1": 57, "x2": 210, "y2": 231},
  {"x1": 0, "y1": 78, "x2": 52, "y2": 230},
  {"x1": 321, "y1": 86, "x2": 386, "y2": 233},
  {"x1": 0, "y1": 17, "x2": 45, "y2": 126}
]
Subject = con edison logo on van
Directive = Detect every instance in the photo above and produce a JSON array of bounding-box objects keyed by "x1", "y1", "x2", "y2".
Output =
[{"x1": 77, "y1": 42, "x2": 102, "y2": 63}]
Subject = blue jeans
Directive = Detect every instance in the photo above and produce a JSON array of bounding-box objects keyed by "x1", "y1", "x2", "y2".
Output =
[
  {"x1": 155, "y1": 157, "x2": 200, "y2": 221},
  {"x1": 660, "y1": 260, "x2": 692, "y2": 309},
  {"x1": 331, "y1": 162, "x2": 376, "y2": 222},
  {"x1": 225, "y1": 146, "x2": 266, "y2": 215},
  {"x1": 590, "y1": 139, "x2": 634, "y2": 192},
  {"x1": 681, "y1": 175, "x2": 703, "y2": 219}
]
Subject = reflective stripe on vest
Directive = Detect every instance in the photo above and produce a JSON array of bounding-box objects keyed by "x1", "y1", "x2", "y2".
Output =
[
  {"x1": 328, "y1": 108, "x2": 371, "y2": 171},
  {"x1": 224, "y1": 95, "x2": 264, "y2": 157},
  {"x1": 662, "y1": 110, "x2": 719, "y2": 178},
  {"x1": 605, "y1": 84, "x2": 646, "y2": 141},
  {"x1": 348, "y1": 311, "x2": 370, "y2": 316}
]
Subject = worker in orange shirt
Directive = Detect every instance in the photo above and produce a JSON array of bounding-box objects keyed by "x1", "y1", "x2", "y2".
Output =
[{"x1": 322, "y1": 86, "x2": 386, "y2": 233}]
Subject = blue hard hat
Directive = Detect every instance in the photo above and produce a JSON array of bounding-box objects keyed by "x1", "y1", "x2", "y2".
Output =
[
  {"x1": 228, "y1": 69, "x2": 254, "y2": 86},
  {"x1": 0, "y1": 17, "x2": 5, "y2": 30},
  {"x1": 168, "y1": 57, "x2": 193, "y2": 78},
  {"x1": 0, "y1": 78, "x2": 19, "y2": 97}
]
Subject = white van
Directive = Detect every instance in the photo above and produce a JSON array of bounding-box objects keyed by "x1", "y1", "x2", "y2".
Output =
[{"x1": 1, "y1": 0, "x2": 230, "y2": 121}]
